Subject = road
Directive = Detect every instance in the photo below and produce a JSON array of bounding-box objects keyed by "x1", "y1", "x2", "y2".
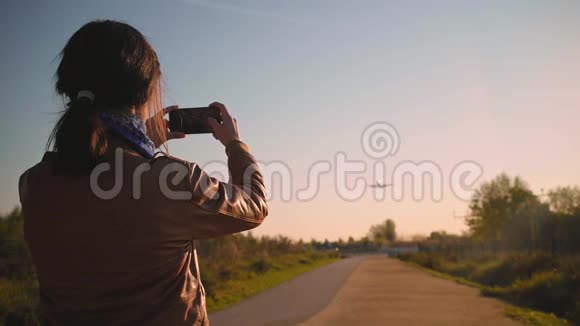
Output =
[
  {"x1": 208, "y1": 256, "x2": 365, "y2": 326},
  {"x1": 208, "y1": 256, "x2": 520, "y2": 326}
]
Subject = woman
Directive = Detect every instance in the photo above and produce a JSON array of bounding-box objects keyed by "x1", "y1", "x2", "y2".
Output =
[{"x1": 19, "y1": 20, "x2": 268, "y2": 325}]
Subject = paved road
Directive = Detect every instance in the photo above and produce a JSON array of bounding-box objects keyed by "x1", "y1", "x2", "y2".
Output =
[
  {"x1": 208, "y1": 256, "x2": 365, "y2": 326},
  {"x1": 209, "y1": 256, "x2": 520, "y2": 326}
]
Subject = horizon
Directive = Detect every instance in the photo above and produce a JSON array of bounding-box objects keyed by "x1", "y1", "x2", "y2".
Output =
[{"x1": 1, "y1": 0, "x2": 579, "y2": 241}]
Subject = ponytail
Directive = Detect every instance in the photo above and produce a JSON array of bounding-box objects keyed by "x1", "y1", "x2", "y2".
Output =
[{"x1": 47, "y1": 91, "x2": 108, "y2": 175}]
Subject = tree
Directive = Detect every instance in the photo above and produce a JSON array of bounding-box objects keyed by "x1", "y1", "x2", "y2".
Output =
[
  {"x1": 548, "y1": 186, "x2": 580, "y2": 216},
  {"x1": 410, "y1": 234, "x2": 427, "y2": 242},
  {"x1": 0, "y1": 207, "x2": 27, "y2": 258},
  {"x1": 467, "y1": 173, "x2": 539, "y2": 240},
  {"x1": 428, "y1": 231, "x2": 458, "y2": 241},
  {"x1": 347, "y1": 236, "x2": 355, "y2": 246},
  {"x1": 368, "y1": 219, "x2": 397, "y2": 244}
]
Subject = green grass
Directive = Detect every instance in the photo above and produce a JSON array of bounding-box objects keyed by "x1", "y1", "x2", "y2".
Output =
[
  {"x1": 401, "y1": 258, "x2": 571, "y2": 326},
  {"x1": 0, "y1": 278, "x2": 40, "y2": 326},
  {"x1": 205, "y1": 253, "x2": 340, "y2": 312},
  {"x1": 505, "y1": 306, "x2": 569, "y2": 326}
]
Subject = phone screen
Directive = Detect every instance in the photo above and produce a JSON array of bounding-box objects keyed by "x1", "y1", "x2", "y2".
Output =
[{"x1": 168, "y1": 107, "x2": 222, "y2": 134}]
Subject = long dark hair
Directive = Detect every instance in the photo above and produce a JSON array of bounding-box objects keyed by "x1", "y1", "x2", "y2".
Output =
[{"x1": 48, "y1": 20, "x2": 165, "y2": 174}]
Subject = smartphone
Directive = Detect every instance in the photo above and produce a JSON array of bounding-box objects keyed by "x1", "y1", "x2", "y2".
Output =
[{"x1": 168, "y1": 107, "x2": 222, "y2": 134}]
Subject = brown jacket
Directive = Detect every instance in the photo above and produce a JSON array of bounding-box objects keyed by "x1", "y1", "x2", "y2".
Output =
[{"x1": 19, "y1": 140, "x2": 268, "y2": 325}]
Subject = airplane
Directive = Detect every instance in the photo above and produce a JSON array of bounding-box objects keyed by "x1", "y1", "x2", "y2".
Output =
[{"x1": 368, "y1": 180, "x2": 392, "y2": 188}]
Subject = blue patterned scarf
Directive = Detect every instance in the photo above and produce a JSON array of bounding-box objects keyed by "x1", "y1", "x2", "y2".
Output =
[{"x1": 99, "y1": 111, "x2": 155, "y2": 159}]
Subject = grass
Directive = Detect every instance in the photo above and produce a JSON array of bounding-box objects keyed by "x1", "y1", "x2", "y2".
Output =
[
  {"x1": 400, "y1": 254, "x2": 573, "y2": 326},
  {"x1": 505, "y1": 306, "x2": 569, "y2": 326},
  {"x1": 0, "y1": 278, "x2": 40, "y2": 326},
  {"x1": 404, "y1": 261, "x2": 487, "y2": 289},
  {"x1": 205, "y1": 252, "x2": 340, "y2": 312}
]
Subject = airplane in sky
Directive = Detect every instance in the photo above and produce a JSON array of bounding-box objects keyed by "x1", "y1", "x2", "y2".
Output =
[{"x1": 368, "y1": 180, "x2": 392, "y2": 188}]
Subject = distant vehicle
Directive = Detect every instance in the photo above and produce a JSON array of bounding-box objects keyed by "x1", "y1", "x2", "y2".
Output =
[{"x1": 369, "y1": 180, "x2": 392, "y2": 188}]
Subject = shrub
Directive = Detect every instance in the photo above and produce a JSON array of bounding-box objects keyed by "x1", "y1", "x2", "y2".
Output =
[
  {"x1": 249, "y1": 257, "x2": 273, "y2": 274},
  {"x1": 400, "y1": 252, "x2": 446, "y2": 271},
  {"x1": 571, "y1": 301, "x2": 580, "y2": 325},
  {"x1": 0, "y1": 279, "x2": 40, "y2": 326},
  {"x1": 485, "y1": 271, "x2": 577, "y2": 318},
  {"x1": 401, "y1": 252, "x2": 580, "y2": 322},
  {"x1": 441, "y1": 260, "x2": 477, "y2": 279},
  {"x1": 470, "y1": 259, "x2": 515, "y2": 286},
  {"x1": 510, "y1": 253, "x2": 558, "y2": 279},
  {"x1": 558, "y1": 255, "x2": 580, "y2": 278},
  {"x1": 467, "y1": 253, "x2": 557, "y2": 287},
  {"x1": 217, "y1": 265, "x2": 239, "y2": 281}
]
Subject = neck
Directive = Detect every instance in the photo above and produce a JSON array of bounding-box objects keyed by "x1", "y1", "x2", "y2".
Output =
[{"x1": 98, "y1": 110, "x2": 155, "y2": 159}]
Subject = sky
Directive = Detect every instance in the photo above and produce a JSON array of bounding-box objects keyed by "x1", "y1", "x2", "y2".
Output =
[{"x1": 1, "y1": 0, "x2": 579, "y2": 241}]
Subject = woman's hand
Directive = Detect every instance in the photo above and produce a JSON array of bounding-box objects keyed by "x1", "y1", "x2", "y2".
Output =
[
  {"x1": 147, "y1": 105, "x2": 186, "y2": 148},
  {"x1": 208, "y1": 102, "x2": 240, "y2": 146}
]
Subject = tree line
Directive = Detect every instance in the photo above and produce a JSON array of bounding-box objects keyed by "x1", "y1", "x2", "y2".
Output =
[{"x1": 421, "y1": 173, "x2": 580, "y2": 255}]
